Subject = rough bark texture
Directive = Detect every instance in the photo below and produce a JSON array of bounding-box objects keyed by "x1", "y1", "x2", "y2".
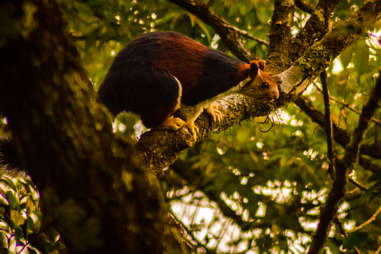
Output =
[
  {"x1": 137, "y1": 93, "x2": 276, "y2": 172},
  {"x1": 0, "y1": 1, "x2": 189, "y2": 253},
  {"x1": 268, "y1": 0, "x2": 295, "y2": 70},
  {"x1": 290, "y1": 0, "x2": 341, "y2": 61}
]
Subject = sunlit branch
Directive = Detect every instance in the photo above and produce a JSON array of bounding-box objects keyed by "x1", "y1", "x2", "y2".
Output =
[
  {"x1": 350, "y1": 205, "x2": 381, "y2": 232},
  {"x1": 348, "y1": 177, "x2": 369, "y2": 192}
]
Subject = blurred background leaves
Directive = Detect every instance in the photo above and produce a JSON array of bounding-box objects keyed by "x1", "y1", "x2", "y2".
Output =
[{"x1": 1, "y1": 0, "x2": 380, "y2": 253}]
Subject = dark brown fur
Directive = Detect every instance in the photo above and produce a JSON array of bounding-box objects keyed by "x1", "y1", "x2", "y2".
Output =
[{"x1": 98, "y1": 32, "x2": 279, "y2": 128}]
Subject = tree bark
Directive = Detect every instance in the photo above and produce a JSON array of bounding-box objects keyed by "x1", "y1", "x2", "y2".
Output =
[{"x1": 0, "y1": 1, "x2": 189, "y2": 253}]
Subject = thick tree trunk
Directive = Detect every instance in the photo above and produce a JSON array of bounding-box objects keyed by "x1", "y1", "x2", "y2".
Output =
[{"x1": 0, "y1": 1, "x2": 188, "y2": 253}]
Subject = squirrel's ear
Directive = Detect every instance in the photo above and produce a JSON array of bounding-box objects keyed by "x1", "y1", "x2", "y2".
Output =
[
  {"x1": 249, "y1": 59, "x2": 266, "y2": 78},
  {"x1": 249, "y1": 61, "x2": 259, "y2": 78},
  {"x1": 257, "y1": 60, "x2": 265, "y2": 71}
]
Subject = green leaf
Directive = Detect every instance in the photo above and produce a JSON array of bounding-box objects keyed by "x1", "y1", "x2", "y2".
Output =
[
  {"x1": 26, "y1": 217, "x2": 34, "y2": 231},
  {"x1": 5, "y1": 191, "x2": 18, "y2": 210},
  {"x1": 155, "y1": 12, "x2": 178, "y2": 26},
  {"x1": 326, "y1": 239, "x2": 341, "y2": 254},
  {"x1": 354, "y1": 40, "x2": 369, "y2": 76},
  {"x1": 0, "y1": 177, "x2": 17, "y2": 191},
  {"x1": 14, "y1": 225, "x2": 24, "y2": 241},
  {"x1": 342, "y1": 231, "x2": 368, "y2": 249},
  {"x1": 340, "y1": 44, "x2": 354, "y2": 68}
]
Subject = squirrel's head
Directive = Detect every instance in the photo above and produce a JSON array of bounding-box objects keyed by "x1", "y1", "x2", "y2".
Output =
[{"x1": 244, "y1": 60, "x2": 280, "y2": 101}]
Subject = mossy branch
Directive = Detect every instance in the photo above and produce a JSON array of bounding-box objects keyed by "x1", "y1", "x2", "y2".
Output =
[{"x1": 136, "y1": 0, "x2": 381, "y2": 172}]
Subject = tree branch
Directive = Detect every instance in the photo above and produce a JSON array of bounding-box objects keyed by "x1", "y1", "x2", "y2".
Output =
[
  {"x1": 290, "y1": 0, "x2": 340, "y2": 61},
  {"x1": 333, "y1": 218, "x2": 361, "y2": 254},
  {"x1": 169, "y1": 210, "x2": 216, "y2": 253},
  {"x1": 312, "y1": 82, "x2": 381, "y2": 126},
  {"x1": 348, "y1": 177, "x2": 369, "y2": 192},
  {"x1": 222, "y1": 24, "x2": 269, "y2": 47},
  {"x1": 268, "y1": 0, "x2": 295, "y2": 70},
  {"x1": 137, "y1": 92, "x2": 276, "y2": 172},
  {"x1": 0, "y1": 0, "x2": 187, "y2": 252},
  {"x1": 307, "y1": 71, "x2": 381, "y2": 254},
  {"x1": 136, "y1": 0, "x2": 381, "y2": 172},
  {"x1": 168, "y1": 0, "x2": 253, "y2": 61},
  {"x1": 343, "y1": 74, "x2": 381, "y2": 168},
  {"x1": 295, "y1": 0, "x2": 318, "y2": 15},
  {"x1": 320, "y1": 70, "x2": 336, "y2": 176},
  {"x1": 295, "y1": 97, "x2": 381, "y2": 159},
  {"x1": 276, "y1": 0, "x2": 381, "y2": 97}
]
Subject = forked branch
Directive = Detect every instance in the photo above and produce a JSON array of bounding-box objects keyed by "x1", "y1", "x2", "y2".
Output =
[{"x1": 307, "y1": 71, "x2": 381, "y2": 254}]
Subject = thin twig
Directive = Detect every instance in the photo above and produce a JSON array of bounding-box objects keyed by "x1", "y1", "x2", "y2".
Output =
[
  {"x1": 295, "y1": 0, "x2": 318, "y2": 15},
  {"x1": 16, "y1": 242, "x2": 29, "y2": 254},
  {"x1": 169, "y1": 209, "x2": 216, "y2": 254},
  {"x1": 223, "y1": 24, "x2": 269, "y2": 46},
  {"x1": 351, "y1": 206, "x2": 381, "y2": 232},
  {"x1": 308, "y1": 71, "x2": 381, "y2": 254},
  {"x1": 294, "y1": 97, "x2": 381, "y2": 159},
  {"x1": 312, "y1": 82, "x2": 381, "y2": 126},
  {"x1": 168, "y1": 0, "x2": 253, "y2": 61},
  {"x1": 321, "y1": 71, "x2": 336, "y2": 177},
  {"x1": 331, "y1": 96, "x2": 381, "y2": 126},
  {"x1": 334, "y1": 218, "x2": 361, "y2": 254},
  {"x1": 348, "y1": 177, "x2": 369, "y2": 192}
]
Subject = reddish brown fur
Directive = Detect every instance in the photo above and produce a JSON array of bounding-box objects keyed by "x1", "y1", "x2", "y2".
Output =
[
  {"x1": 250, "y1": 60, "x2": 265, "y2": 72},
  {"x1": 235, "y1": 63, "x2": 251, "y2": 83},
  {"x1": 234, "y1": 60, "x2": 267, "y2": 83},
  {"x1": 153, "y1": 35, "x2": 208, "y2": 94},
  {"x1": 99, "y1": 31, "x2": 279, "y2": 130}
]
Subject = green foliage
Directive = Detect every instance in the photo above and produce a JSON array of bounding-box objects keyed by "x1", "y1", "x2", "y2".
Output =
[
  {"x1": 0, "y1": 171, "x2": 60, "y2": 253},
  {"x1": 1, "y1": 0, "x2": 380, "y2": 253}
]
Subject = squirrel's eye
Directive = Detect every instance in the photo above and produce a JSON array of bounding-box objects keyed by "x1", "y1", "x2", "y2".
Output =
[{"x1": 262, "y1": 82, "x2": 269, "y2": 89}]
